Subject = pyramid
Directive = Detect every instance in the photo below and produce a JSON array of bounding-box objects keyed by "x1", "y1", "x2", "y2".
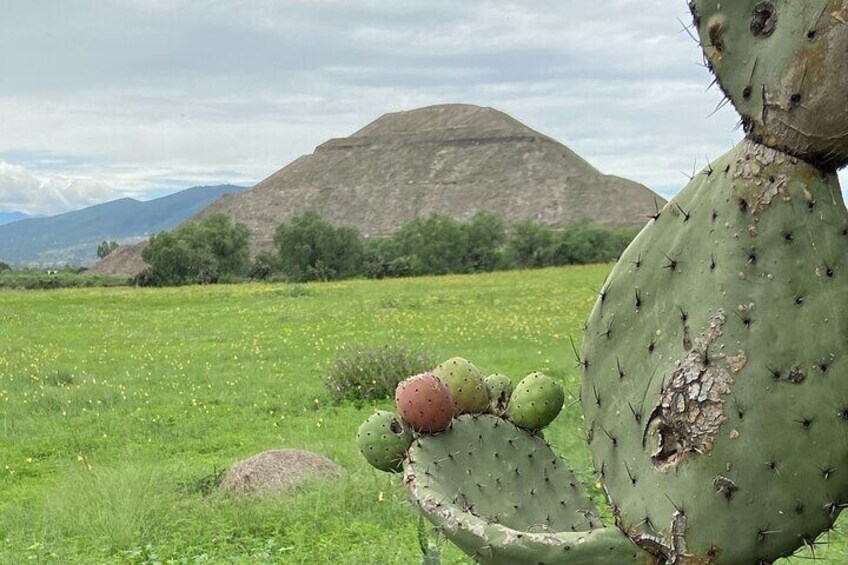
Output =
[{"x1": 91, "y1": 104, "x2": 665, "y2": 275}]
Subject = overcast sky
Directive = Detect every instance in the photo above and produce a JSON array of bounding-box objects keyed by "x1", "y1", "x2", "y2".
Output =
[{"x1": 1, "y1": 1, "x2": 843, "y2": 215}]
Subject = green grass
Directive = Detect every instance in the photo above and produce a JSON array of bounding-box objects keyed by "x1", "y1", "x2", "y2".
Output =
[{"x1": 0, "y1": 266, "x2": 845, "y2": 563}]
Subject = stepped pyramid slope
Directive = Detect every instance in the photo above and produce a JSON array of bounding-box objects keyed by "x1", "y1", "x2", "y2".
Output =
[{"x1": 92, "y1": 104, "x2": 665, "y2": 275}]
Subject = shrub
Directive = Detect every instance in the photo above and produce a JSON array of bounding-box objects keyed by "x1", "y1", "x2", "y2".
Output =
[
  {"x1": 392, "y1": 213, "x2": 469, "y2": 275},
  {"x1": 462, "y1": 211, "x2": 507, "y2": 272},
  {"x1": 504, "y1": 221, "x2": 555, "y2": 268},
  {"x1": 274, "y1": 212, "x2": 364, "y2": 282},
  {"x1": 97, "y1": 241, "x2": 119, "y2": 259},
  {"x1": 325, "y1": 344, "x2": 435, "y2": 403},
  {"x1": 140, "y1": 213, "x2": 251, "y2": 286},
  {"x1": 551, "y1": 221, "x2": 641, "y2": 265},
  {"x1": 250, "y1": 251, "x2": 279, "y2": 280}
]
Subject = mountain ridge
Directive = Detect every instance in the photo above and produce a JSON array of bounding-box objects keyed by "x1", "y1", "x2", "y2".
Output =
[
  {"x1": 0, "y1": 212, "x2": 35, "y2": 226},
  {"x1": 0, "y1": 184, "x2": 248, "y2": 266}
]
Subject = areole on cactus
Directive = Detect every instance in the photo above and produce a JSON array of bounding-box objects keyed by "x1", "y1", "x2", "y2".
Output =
[{"x1": 357, "y1": 2, "x2": 848, "y2": 563}]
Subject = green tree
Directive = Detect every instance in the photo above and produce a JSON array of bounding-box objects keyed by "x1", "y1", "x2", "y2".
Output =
[
  {"x1": 393, "y1": 213, "x2": 468, "y2": 275},
  {"x1": 140, "y1": 214, "x2": 250, "y2": 286},
  {"x1": 96, "y1": 240, "x2": 119, "y2": 259},
  {"x1": 274, "y1": 212, "x2": 364, "y2": 282},
  {"x1": 462, "y1": 211, "x2": 506, "y2": 272},
  {"x1": 0, "y1": 261, "x2": 11, "y2": 272},
  {"x1": 551, "y1": 221, "x2": 640, "y2": 265},
  {"x1": 504, "y1": 221, "x2": 555, "y2": 268}
]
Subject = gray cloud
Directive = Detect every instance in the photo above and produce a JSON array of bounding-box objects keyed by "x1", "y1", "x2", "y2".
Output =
[{"x1": 0, "y1": 1, "x2": 843, "y2": 214}]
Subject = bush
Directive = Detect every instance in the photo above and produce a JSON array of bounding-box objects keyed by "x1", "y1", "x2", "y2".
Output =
[
  {"x1": 551, "y1": 221, "x2": 641, "y2": 265},
  {"x1": 97, "y1": 241, "x2": 119, "y2": 259},
  {"x1": 504, "y1": 221, "x2": 555, "y2": 268},
  {"x1": 274, "y1": 212, "x2": 364, "y2": 282},
  {"x1": 325, "y1": 344, "x2": 435, "y2": 403},
  {"x1": 392, "y1": 213, "x2": 469, "y2": 275},
  {"x1": 140, "y1": 213, "x2": 251, "y2": 286},
  {"x1": 462, "y1": 211, "x2": 506, "y2": 272},
  {"x1": 250, "y1": 251, "x2": 278, "y2": 280}
]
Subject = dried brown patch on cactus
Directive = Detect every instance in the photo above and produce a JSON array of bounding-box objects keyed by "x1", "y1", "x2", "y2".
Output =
[{"x1": 647, "y1": 311, "x2": 736, "y2": 471}]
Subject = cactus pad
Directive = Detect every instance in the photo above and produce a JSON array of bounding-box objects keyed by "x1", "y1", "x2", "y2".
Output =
[
  {"x1": 582, "y1": 139, "x2": 848, "y2": 564},
  {"x1": 690, "y1": 0, "x2": 848, "y2": 167},
  {"x1": 396, "y1": 372, "x2": 454, "y2": 433},
  {"x1": 404, "y1": 415, "x2": 653, "y2": 564},
  {"x1": 507, "y1": 372, "x2": 565, "y2": 431},
  {"x1": 432, "y1": 357, "x2": 490, "y2": 415},
  {"x1": 356, "y1": 410, "x2": 413, "y2": 473}
]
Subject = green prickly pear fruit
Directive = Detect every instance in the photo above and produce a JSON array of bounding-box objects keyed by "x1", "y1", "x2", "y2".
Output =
[
  {"x1": 356, "y1": 410, "x2": 413, "y2": 473},
  {"x1": 506, "y1": 372, "x2": 564, "y2": 431},
  {"x1": 689, "y1": 0, "x2": 848, "y2": 167},
  {"x1": 432, "y1": 357, "x2": 489, "y2": 415},
  {"x1": 484, "y1": 373, "x2": 513, "y2": 416},
  {"x1": 395, "y1": 372, "x2": 454, "y2": 433}
]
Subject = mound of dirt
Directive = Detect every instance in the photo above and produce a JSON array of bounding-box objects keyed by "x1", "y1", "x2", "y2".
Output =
[{"x1": 220, "y1": 449, "x2": 345, "y2": 496}]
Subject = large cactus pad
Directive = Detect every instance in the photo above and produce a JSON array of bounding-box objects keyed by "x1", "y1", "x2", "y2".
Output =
[
  {"x1": 404, "y1": 414, "x2": 653, "y2": 564},
  {"x1": 690, "y1": 0, "x2": 848, "y2": 167},
  {"x1": 582, "y1": 139, "x2": 848, "y2": 564}
]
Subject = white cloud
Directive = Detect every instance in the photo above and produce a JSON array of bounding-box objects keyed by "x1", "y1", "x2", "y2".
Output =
[
  {"x1": 0, "y1": 161, "x2": 117, "y2": 215},
  {"x1": 0, "y1": 0, "x2": 844, "y2": 214}
]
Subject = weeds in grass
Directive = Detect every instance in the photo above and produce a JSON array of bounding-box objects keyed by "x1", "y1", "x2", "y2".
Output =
[{"x1": 325, "y1": 344, "x2": 434, "y2": 403}]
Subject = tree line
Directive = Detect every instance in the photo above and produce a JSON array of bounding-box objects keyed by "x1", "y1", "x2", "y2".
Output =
[{"x1": 134, "y1": 211, "x2": 640, "y2": 286}]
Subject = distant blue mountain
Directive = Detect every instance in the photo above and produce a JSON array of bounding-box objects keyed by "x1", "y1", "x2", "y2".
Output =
[
  {"x1": 0, "y1": 212, "x2": 34, "y2": 226},
  {"x1": 0, "y1": 184, "x2": 248, "y2": 266}
]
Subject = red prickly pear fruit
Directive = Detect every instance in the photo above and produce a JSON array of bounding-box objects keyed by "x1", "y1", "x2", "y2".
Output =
[{"x1": 395, "y1": 372, "x2": 454, "y2": 433}]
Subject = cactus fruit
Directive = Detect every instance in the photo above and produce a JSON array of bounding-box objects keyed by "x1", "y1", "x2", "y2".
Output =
[
  {"x1": 484, "y1": 373, "x2": 513, "y2": 416},
  {"x1": 404, "y1": 415, "x2": 652, "y2": 565},
  {"x1": 356, "y1": 410, "x2": 413, "y2": 473},
  {"x1": 395, "y1": 372, "x2": 454, "y2": 433},
  {"x1": 432, "y1": 357, "x2": 490, "y2": 415},
  {"x1": 507, "y1": 372, "x2": 564, "y2": 431},
  {"x1": 690, "y1": 0, "x2": 848, "y2": 167},
  {"x1": 582, "y1": 139, "x2": 848, "y2": 563}
]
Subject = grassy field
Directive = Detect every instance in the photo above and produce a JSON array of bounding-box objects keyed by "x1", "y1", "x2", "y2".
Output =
[{"x1": 1, "y1": 266, "x2": 845, "y2": 564}]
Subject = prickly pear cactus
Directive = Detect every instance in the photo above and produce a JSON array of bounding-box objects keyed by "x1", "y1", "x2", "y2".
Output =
[
  {"x1": 358, "y1": 4, "x2": 848, "y2": 564},
  {"x1": 356, "y1": 358, "x2": 657, "y2": 564},
  {"x1": 690, "y1": 0, "x2": 848, "y2": 167},
  {"x1": 581, "y1": 140, "x2": 848, "y2": 564}
]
